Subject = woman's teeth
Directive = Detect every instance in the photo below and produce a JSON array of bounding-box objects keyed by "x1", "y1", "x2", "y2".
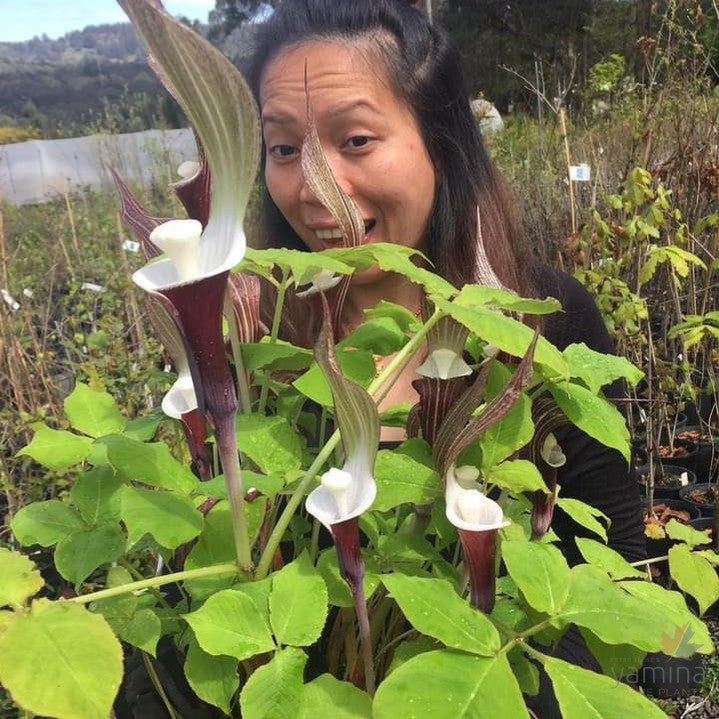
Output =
[
  {"x1": 314, "y1": 220, "x2": 376, "y2": 242},
  {"x1": 315, "y1": 228, "x2": 344, "y2": 240}
]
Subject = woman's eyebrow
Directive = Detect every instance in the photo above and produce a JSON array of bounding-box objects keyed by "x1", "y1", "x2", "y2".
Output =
[
  {"x1": 261, "y1": 99, "x2": 381, "y2": 128},
  {"x1": 325, "y1": 99, "x2": 381, "y2": 117},
  {"x1": 261, "y1": 111, "x2": 298, "y2": 127}
]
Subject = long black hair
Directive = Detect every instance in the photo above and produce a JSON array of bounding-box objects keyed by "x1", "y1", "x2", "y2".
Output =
[{"x1": 247, "y1": 0, "x2": 533, "y2": 296}]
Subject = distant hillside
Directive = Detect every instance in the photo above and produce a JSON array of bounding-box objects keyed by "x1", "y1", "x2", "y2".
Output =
[
  {"x1": 0, "y1": 23, "x2": 144, "y2": 64},
  {"x1": 0, "y1": 22, "x2": 211, "y2": 137}
]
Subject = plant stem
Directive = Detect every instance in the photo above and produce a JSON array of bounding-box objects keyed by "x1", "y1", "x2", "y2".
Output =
[
  {"x1": 226, "y1": 295, "x2": 252, "y2": 414},
  {"x1": 354, "y1": 582, "x2": 376, "y2": 696},
  {"x1": 255, "y1": 308, "x2": 444, "y2": 579},
  {"x1": 309, "y1": 518, "x2": 321, "y2": 564},
  {"x1": 258, "y1": 270, "x2": 290, "y2": 414},
  {"x1": 215, "y1": 414, "x2": 253, "y2": 570},
  {"x1": 66, "y1": 563, "x2": 239, "y2": 605},
  {"x1": 630, "y1": 555, "x2": 670, "y2": 566},
  {"x1": 142, "y1": 652, "x2": 181, "y2": 719}
]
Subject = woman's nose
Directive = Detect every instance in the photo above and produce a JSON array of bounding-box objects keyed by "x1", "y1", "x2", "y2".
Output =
[{"x1": 299, "y1": 151, "x2": 352, "y2": 204}]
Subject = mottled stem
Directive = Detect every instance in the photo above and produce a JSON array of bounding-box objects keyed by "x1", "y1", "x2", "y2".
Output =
[
  {"x1": 333, "y1": 518, "x2": 375, "y2": 696},
  {"x1": 215, "y1": 414, "x2": 252, "y2": 570}
]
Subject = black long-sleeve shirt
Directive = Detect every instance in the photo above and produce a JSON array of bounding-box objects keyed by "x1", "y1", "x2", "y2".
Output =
[{"x1": 536, "y1": 264, "x2": 646, "y2": 564}]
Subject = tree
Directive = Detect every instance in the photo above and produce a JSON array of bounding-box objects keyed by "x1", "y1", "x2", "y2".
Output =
[{"x1": 208, "y1": 0, "x2": 276, "y2": 41}]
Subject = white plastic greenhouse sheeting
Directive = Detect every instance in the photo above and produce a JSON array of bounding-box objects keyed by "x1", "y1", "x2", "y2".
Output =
[{"x1": 0, "y1": 128, "x2": 198, "y2": 206}]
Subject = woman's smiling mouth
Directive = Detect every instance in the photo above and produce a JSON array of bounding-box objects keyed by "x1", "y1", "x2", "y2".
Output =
[{"x1": 313, "y1": 219, "x2": 376, "y2": 246}]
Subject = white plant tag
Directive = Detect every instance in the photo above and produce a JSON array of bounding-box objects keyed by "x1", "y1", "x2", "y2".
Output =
[
  {"x1": 1, "y1": 289, "x2": 19, "y2": 311},
  {"x1": 81, "y1": 282, "x2": 105, "y2": 292},
  {"x1": 569, "y1": 163, "x2": 591, "y2": 182}
]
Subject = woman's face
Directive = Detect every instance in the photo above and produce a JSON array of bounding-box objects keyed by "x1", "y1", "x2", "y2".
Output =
[{"x1": 260, "y1": 41, "x2": 437, "y2": 260}]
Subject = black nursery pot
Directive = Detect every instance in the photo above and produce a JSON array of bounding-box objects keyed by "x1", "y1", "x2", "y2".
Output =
[
  {"x1": 635, "y1": 464, "x2": 697, "y2": 501},
  {"x1": 643, "y1": 499, "x2": 701, "y2": 563},
  {"x1": 675, "y1": 425, "x2": 719, "y2": 482},
  {"x1": 633, "y1": 440, "x2": 698, "y2": 476},
  {"x1": 655, "y1": 438, "x2": 698, "y2": 474},
  {"x1": 679, "y1": 482, "x2": 718, "y2": 517}
]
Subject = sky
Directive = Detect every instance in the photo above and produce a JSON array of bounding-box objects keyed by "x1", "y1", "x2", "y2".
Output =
[{"x1": 0, "y1": 0, "x2": 218, "y2": 43}]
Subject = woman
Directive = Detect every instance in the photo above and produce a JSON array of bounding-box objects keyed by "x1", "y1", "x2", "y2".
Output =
[
  {"x1": 245, "y1": 1, "x2": 646, "y2": 715},
  {"x1": 247, "y1": 0, "x2": 644, "y2": 560}
]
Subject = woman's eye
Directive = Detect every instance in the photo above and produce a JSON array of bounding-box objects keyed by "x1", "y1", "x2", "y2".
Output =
[
  {"x1": 269, "y1": 144, "x2": 298, "y2": 158},
  {"x1": 344, "y1": 136, "x2": 371, "y2": 149}
]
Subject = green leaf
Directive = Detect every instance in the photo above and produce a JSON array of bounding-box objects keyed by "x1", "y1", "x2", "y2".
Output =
[
  {"x1": 242, "y1": 247, "x2": 353, "y2": 285},
  {"x1": 184, "y1": 589, "x2": 275, "y2": 660},
  {"x1": 69, "y1": 466, "x2": 125, "y2": 526},
  {"x1": 270, "y1": 552, "x2": 328, "y2": 647},
  {"x1": 300, "y1": 674, "x2": 372, "y2": 719},
  {"x1": 558, "y1": 565, "x2": 675, "y2": 652},
  {"x1": 236, "y1": 414, "x2": 303, "y2": 475},
  {"x1": 544, "y1": 655, "x2": 667, "y2": 718},
  {"x1": 123, "y1": 410, "x2": 163, "y2": 441},
  {"x1": 184, "y1": 501, "x2": 263, "y2": 600},
  {"x1": 374, "y1": 650, "x2": 526, "y2": 719},
  {"x1": 501, "y1": 541, "x2": 571, "y2": 614},
  {"x1": 293, "y1": 348, "x2": 376, "y2": 406},
  {"x1": 381, "y1": 575, "x2": 500, "y2": 655},
  {"x1": 379, "y1": 403, "x2": 413, "y2": 428},
  {"x1": 488, "y1": 460, "x2": 548, "y2": 494},
  {"x1": 394, "y1": 438, "x2": 435, "y2": 468},
  {"x1": 316, "y1": 549, "x2": 380, "y2": 607},
  {"x1": 363, "y1": 300, "x2": 421, "y2": 333},
  {"x1": 341, "y1": 317, "x2": 407, "y2": 356},
  {"x1": 239, "y1": 646, "x2": 307, "y2": 719},
  {"x1": 123, "y1": 609, "x2": 163, "y2": 655},
  {"x1": 556, "y1": 497, "x2": 609, "y2": 542},
  {"x1": 63, "y1": 382, "x2": 126, "y2": 437},
  {"x1": 55, "y1": 523, "x2": 127, "y2": 585},
  {"x1": 433, "y1": 298, "x2": 568, "y2": 378},
  {"x1": 508, "y1": 647, "x2": 540, "y2": 696},
  {"x1": 563, "y1": 343, "x2": 644, "y2": 393},
  {"x1": 91, "y1": 567, "x2": 161, "y2": 656},
  {"x1": 575, "y1": 538, "x2": 644, "y2": 579},
  {"x1": 185, "y1": 638, "x2": 239, "y2": 715},
  {"x1": 99, "y1": 435, "x2": 197, "y2": 493},
  {"x1": 0, "y1": 549, "x2": 43, "y2": 608},
  {"x1": 11, "y1": 500, "x2": 86, "y2": 547},
  {"x1": 120, "y1": 486, "x2": 203, "y2": 549},
  {"x1": 240, "y1": 341, "x2": 313, "y2": 372},
  {"x1": 455, "y1": 285, "x2": 562, "y2": 314},
  {"x1": 0, "y1": 600, "x2": 122, "y2": 719},
  {"x1": 325, "y1": 243, "x2": 457, "y2": 298},
  {"x1": 195, "y1": 472, "x2": 284, "y2": 502},
  {"x1": 0, "y1": 611, "x2": 14, "y2": 641},
  {"x1": 618, "y1": 580, "x2": 713, "y2": 655},
  {"x1": 579, "y1": 628, "x2": 646, "y2": 680},
  {"x1": 665, "y1": 518, "x2": 714, "y2": 549},
  {"x1": 16, "y1": 425, "x2": 92, "y2": 470},
  {"x1": 668, "y1": 544, "x2": 719, "y2": 615},
  {"x1": 374, "y1": 450, "x2": 442, "y2": 511},
  {"x1": 387, "y1": 636, "x2": 440, "y2": 675},
  {"x1": 549, "y1": 381, "x2": 630, "y2": 461},
  {"x1": 236, "y1": 578, "x2": 274, "y2": 626}
]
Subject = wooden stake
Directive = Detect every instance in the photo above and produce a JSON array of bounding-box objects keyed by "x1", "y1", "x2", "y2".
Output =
[{"x1": 559, "y1": 108, "x2": 577, "y2": 236}]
